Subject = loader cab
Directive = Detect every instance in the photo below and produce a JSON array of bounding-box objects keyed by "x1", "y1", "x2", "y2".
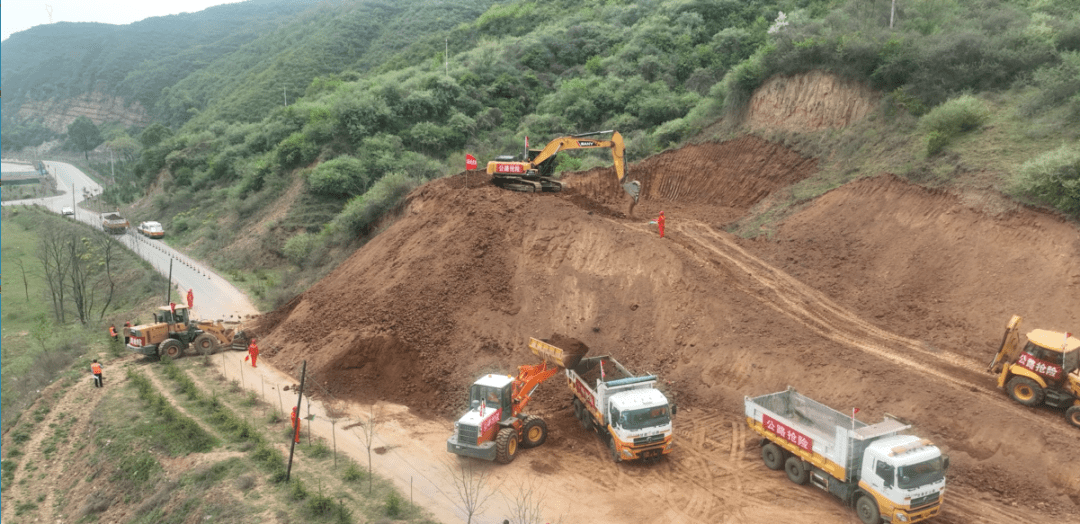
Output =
[
  {"x1": 1019, "y1": 329, "x2": 1080, "y2": 384},
  {"x1": 154, "y1": 305, "x2": 191, "y2": 326},
  {"x1": 469, "y1": 374, "x2": 513, "y2": 413}
]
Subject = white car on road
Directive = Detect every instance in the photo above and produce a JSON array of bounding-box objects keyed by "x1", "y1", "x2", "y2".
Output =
[
  {"x1": 138, "y1": 221, "x2": 165, "y2": 238},
  {"x1": 61, "y1": 207, "x2": 75, "y2": 216}
]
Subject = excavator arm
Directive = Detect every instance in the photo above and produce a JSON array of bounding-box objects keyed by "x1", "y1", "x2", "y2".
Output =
[{"x1": 528, "y1": 131, "x2": 641, "y2": 202}]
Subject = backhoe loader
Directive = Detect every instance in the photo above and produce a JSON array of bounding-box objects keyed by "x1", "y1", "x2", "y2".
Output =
[
  {"x1": 988, "y1": 315, "x2": 1080, "y2": 427},
  {"x1": 487, "y1": 130, "x2": 641, "y2": 202},
  {"x1": 447, "y1": 338, "x2": 588, "y2": 464}
]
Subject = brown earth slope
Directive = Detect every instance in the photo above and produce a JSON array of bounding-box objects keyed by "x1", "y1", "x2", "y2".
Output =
[{"x1": 252, "y1": 78, "x2": 1080, "y2": 522}]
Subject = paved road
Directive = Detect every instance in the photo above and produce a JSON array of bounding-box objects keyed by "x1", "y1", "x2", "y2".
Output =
[{"x1": 2, "y1": 161, "x2": 259, "y2": 321}]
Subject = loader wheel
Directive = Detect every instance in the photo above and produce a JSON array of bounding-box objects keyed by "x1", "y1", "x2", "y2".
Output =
[
  {"x1": 495, "y1": 427, "x2": 518, "y2": 464},
  {"x1": 522, "y1": 416, "x2": 548, "y2": 448},
  {"x1": 1066, "y1": 406, "x2": 1080, "y2": 428},
  {"x1": 194, "y1": 334, "x2": 219, "y2": 354},
  {"x1": 1007, "y1": 376, "x2": 1044, "y2": 407},
  {"x1": 160, "y1": 339, "x2": 183, "y2": 359},
  {"x1": 784, "y1": 456, "x2": 809, "y2": 485},
  {"x1": 761, "y1": 443, "x2": 784, "y2": 471},
  {"x1": 856, "y1": 495, "x2": 881, "y2": 524}
]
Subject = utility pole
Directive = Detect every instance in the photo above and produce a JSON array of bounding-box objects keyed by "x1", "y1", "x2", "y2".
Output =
[
  {"x1": 284, "y1": 87, "x2": 288, "y2": 107},
  {"x1": 445, "y1": 38, "x2": 449, "y2": 77},
  {"x1": 890, "y1": 0, "x2": 896, "y2": 29}
]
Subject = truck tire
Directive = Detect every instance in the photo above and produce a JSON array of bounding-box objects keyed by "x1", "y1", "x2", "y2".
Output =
[
  {"x1": 159, "y1": 339, "x2": 184, "y2": 359},
  {"x1": 784, "y1": 456, "x2": 809, "y2": 485},
  {"x1": 608, "y1": 436, "x2": 622, "y2": 463},
  {"x1": 855, "y1": 495, "x2": 881, "y2": 524},
  {"x1": 1066, "y1": 406, "x2": 1080, "y2": 428},
  {"x1": 575, "y1": 399, "x2": 594, "y2": 430},
  {"x1": 522, "y1": 416, "x2": 548, "y2": 448},
  {"x1": 1007, "y1": 376, "x2": 1045, "y2": 407},
  {"x1": 495, "y1": 427, "x2": 518, "y2": 464},
  {"x1": 761, "y1": 443, "x2": 784, "y2": 470},
  {"x1": 194, "y1": 333, "x2": 219, "y2": 354},
  {"x1": 572, "y1": 398, "x2": 583, "y2": 418}
]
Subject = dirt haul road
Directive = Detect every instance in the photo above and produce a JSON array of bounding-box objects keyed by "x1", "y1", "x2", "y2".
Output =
[{"x1": 248, "y1": 82, "x2": 1079, "y2": 522}]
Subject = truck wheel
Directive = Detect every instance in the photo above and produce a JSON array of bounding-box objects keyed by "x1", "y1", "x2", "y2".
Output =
[
  {"x1": 1006, "y1": 376, "x2": 1044, "y2": 407},
  {"x1": 607, "y1": 436, "x2": 622, "y2": 463},
  {"x1": 572, "y1": 398, "x2": 583, "y2": 418},
  {"x1": 1066, "y1": 406, "x2": 1080, "y2": 428},
  {"x1": 855, "y1": 495, "x2": 881, "y2": 524},
  {"x1": 761, "y1": 443, "x2": 784, "y2": 470},
  {"x1": 522, "y1": 416, "x2": 548, "y2": 448},
  {"x1": 160, "y1": 339, "x2": 183, "y2": 359},
  {"x1": 194, "y1": 334, "x2": 219, "y2": 354},
  {"x1": 495, "y1": 427, "x2": 518, "y2": 464},
  {"x1": 576, "y1": 400, "x2": 593, "y2": 430},
  {"x1": 784, "y1": 456, "x2": 809, "y2": 485}
]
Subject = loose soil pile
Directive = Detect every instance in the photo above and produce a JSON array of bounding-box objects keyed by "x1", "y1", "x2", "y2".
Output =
[{"x1": 253, "y1": 79, "x2": 1080, "y2": 522}]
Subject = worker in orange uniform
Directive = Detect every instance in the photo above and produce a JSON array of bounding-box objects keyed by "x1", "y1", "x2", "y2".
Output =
[
  {"x1": 108, "y1": 325, "x2": 118, "y2": 341},
  {"x1": 186, "y1": 289, "x2": 194, "y2": 309},
  {"x1": 244, "y1": 338, "x2": 259, "y2": 368},
  {"x1": 290, "y1": 406, "x2": 301, "y2": 443},
  {"x1": 657, "y1": 210, "x2": 665, "y2": 238},
  {"x1": 91, "y1": 359, "x2": 104, "y2": 388}
]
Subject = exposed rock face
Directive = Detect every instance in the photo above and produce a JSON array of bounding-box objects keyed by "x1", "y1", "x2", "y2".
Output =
[
  {"x1": 17, "y1": 92, "x2": 150, "y2": 132},
  {"x1": 747, "y1": 70, "x2": 880, "y2": 130}
]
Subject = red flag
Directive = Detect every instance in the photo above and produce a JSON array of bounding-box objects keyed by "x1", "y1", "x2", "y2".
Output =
[
  {"x1": 170, "y1": 302, "x2": 176, "y2": 316},
  {"x1": 600, "y1": 360, "x2": 606, "y2": 380},
  {"x1": 480, "y1": 400, "x2": 486, "y2": 417},
  {"x1": 465, "y1": 154, "x2": 477, "y2": 171},
  {"x1": 853, "y1": 408, "x2": 860, "y2": 415},
  {"x1": 1065, "y1": 333, "x2": 1072, "y2": 350}
]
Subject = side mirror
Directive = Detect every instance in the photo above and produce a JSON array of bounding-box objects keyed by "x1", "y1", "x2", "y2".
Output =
[
  {"x1": 671, "y1": 404, "x2": 678, "y2": 416},
  {"x1": 943, "y1": 455, "x2": 950, "y2": 471}
]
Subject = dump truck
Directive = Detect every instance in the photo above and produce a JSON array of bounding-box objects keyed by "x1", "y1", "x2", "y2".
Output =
[
  {"x1": 126, "y1": 304, "x2": 249, "y2": 359},
  {"x1": 561, "y1": 341, "x2": 675, "y2": 462},
  {"x1": 487, "y1": 130, "x2": 641, "y2": 202},
  {"x1": 988, "y1": 314, "x2": 1080, "y2": 427},
  {"x1": 101, "y1": 212, "x2": 129, "y2": 234},
  {"x1": 447, "y1": 337, "x2": 587, "y2": 464},
  {"x1": 746, "y1": 388, "x2": 948, "y2": 524}
]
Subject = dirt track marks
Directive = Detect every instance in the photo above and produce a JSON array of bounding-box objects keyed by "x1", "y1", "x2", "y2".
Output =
[{"x1": 656, "y1": 220, "x2": 1080, "y2": 428}]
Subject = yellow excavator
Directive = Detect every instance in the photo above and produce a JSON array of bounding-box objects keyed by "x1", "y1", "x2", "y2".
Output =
[
  {"x1": 487, "y1": 130, "x2": 641, "y2": 202},
  {"x1": 988, "y1": 315, "x2": 1080, "y2": 427}
]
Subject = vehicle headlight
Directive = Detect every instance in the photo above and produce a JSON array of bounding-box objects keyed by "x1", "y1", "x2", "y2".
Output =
[{"x1": 895, "y1": 512, "x2": 908, "y2": 522}]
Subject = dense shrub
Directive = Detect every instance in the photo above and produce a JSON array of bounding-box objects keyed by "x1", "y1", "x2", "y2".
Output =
[
  {"x1": 1011, "y1": 144, "x2": 1080, "y2": 216},
  {"x1": 918, "y1": 94, "x2": 989, "y2": 154},
  {"x1": 306, "y1": 156, "x2": 367, "y2": 197},
  {"x1": 331, "y1": 172, "x2": 420, "y2": 238}
]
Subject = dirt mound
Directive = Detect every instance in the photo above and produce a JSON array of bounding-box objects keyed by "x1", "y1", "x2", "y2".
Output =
[{"x1": 257, "y1": 135, "x2": 1080, "y2": 520}]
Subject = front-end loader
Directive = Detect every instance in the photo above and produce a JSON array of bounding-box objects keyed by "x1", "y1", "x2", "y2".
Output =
[
  {"x1": 988, "y1": 315, "x2": 1080, "y2": 427},
  {"x1": 487, "y1": 130, "x2": 641, "y2": 202},
  {"x1": 126, "y1": 304, "x2": 251, "y2": 359},
  {"x1": 447, "y1": 338, "x2": 588, "y2": 464}
]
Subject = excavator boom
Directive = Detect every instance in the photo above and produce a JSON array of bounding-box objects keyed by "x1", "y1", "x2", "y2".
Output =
[{"x1": 488, "y1": 130, "x2": 641, "y2": 202}]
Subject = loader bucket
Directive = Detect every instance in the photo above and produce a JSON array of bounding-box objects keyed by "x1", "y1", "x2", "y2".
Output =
[
  {"x1": 529, "y1": 337, "x2": 589, "y2": 369},
  {"x1": 622, "y1": 180, "x2": 641, "y2": 203}
]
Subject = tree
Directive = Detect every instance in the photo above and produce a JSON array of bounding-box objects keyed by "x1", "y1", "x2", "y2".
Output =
[
  {"x1": 444, "y1": 459, "x2": 494, "y2": 524},
  {"x1": 352, "y1": 403, "x2": 380, "y2": 495},
  {"x1": 67, "y1": 116, "x2": 104, "y2": 160},
  {"x1": 504, "y1": 480, "x2": 548, "y2": 524}
]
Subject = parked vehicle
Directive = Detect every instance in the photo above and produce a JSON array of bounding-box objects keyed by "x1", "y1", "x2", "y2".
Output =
[
  {"x1": 61, "y1": 207, "x2": 74, "y2": 216},
  {"x1": 746, "y1": 387, "x2": 948, "y2": 524},
  {"x1": 138, "y1": 221, "x2": 165, "y2": 238}
]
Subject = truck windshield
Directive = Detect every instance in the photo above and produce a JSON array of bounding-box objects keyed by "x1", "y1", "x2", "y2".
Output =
[
  {"x1": 619, "y1": 406, "x2": 670, "y2": 430},
  {"x1": 897, "y1": 457, "x2": 946, "y2": 489}
]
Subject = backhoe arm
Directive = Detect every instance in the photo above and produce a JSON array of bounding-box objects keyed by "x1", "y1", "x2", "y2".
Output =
[{"x1": 988, "y1": 315, "x2": 1023, "y2": 373}]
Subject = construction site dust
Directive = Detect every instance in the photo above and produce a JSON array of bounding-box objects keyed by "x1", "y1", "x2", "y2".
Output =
[{"x1": 250, "y1": 128, "x2": 1080, "y2": 522}]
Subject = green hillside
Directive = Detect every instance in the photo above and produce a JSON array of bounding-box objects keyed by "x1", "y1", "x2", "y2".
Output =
[{"x1": 3, "y1": 0, "x2": 1079, "y2": 306}]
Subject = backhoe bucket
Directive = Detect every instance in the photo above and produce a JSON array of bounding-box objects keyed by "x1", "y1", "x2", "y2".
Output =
[
  {"x1": 529, "y1": 337, "x2": 588, "y2": 369},
  {"x1": 622, "y1": 180, "x2": 641, "y2": 203}
]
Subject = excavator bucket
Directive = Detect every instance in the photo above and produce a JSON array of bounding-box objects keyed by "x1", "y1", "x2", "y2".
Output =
[
  {"x1": 988, "y1": 315, "x2": 1023, "y2": 374},
  {"x1": 622, "y1": 180, "x2": 641, "y2": 203},
  {"x1": 529, "y1": 337, "x2": 588, "y2": 369}
]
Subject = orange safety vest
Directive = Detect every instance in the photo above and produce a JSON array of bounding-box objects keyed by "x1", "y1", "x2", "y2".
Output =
[
  {"x1": 109, "y1": 326, "x2": 117, "y2": 336},
  {"x1": 91, "y1": 362, "x2": 102, "y2": 374}
]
